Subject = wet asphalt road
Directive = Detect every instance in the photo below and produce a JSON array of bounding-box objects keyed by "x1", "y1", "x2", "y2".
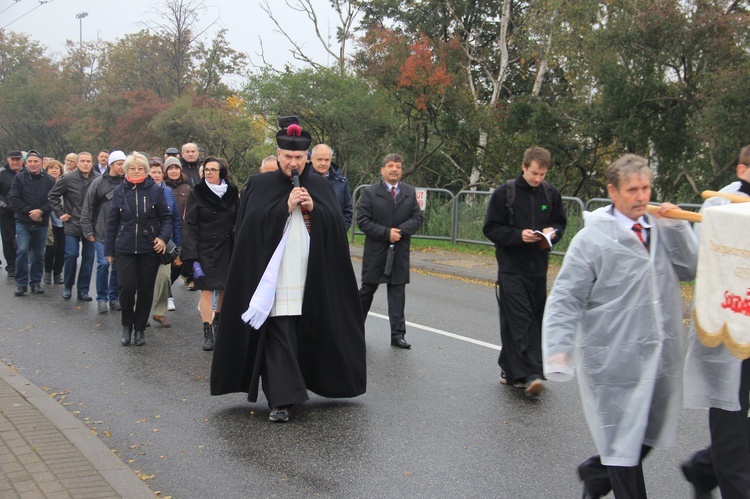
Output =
[{"x1": 0, "y1": 260, "x2": 709, "y2": 498}]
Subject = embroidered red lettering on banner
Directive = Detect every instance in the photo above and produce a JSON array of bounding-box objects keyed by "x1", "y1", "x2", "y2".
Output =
[{"x1": 721, "y1": 289, "x2": 750, "y2": 316}]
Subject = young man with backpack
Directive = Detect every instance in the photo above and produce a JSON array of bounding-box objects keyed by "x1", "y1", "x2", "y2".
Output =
[{"x1": 483, "y1": 146, "x2": 567, "y2": 397}]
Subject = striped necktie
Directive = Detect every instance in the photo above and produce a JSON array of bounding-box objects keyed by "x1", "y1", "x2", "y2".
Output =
[{"x1": 632, "y1": 223, "x2": 647, "y2": 249}]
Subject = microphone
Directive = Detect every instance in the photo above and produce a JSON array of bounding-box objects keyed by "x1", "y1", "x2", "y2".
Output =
[
  {"x1": 291, "y1": 168, "x2": 300, "y2": 189},
  {"x1": 291, "y1": 169, "x2": 301, "y2": 206}
]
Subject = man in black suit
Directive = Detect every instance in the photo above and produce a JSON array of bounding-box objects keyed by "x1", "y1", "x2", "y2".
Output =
[{"x1": 357, "y1": 154, "x2": 424, "y2": 349}]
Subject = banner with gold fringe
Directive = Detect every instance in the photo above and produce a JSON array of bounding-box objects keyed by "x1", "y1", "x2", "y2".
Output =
[{"x1": 694, "y1": 203, "x2": 750, "y2": 359}]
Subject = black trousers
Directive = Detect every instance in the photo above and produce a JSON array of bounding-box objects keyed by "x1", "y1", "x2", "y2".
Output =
[
  {"x1": 44, "y1": 225, "x2": 65, "y2": 275},
  {"x1": 115, "y1": 252, "x2": 160, "y2": 332},
  {"x1": 579, "y1": 445, "x2": 652, "y2": 499},
  {"x1": 260, "y1": 316, "x2": 310, "y2": 408},
  {"x1": 686, "y1": 358, "x2": 750, "y2": 499},
  {"x1": 496, "y1": 273, "x2": 546, "y2": 383},
  {"x1": 0, "y1": 213, "x2": 17, "y2": 271},
  {"x1": 359, "y1": 282, "x2": 406, "y2": 340}
]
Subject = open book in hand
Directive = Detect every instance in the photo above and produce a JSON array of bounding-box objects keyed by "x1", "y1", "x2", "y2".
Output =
[{"x1": 535, "y1": 229, "x2": 558, "y2": 250}]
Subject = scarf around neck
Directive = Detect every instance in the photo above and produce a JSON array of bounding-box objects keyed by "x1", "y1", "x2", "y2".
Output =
[{"x1": 207, "y1": 179, "x2": 228, "y2": 198}]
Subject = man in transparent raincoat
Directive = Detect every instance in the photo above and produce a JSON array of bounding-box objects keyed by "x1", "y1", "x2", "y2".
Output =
[{"x1": 542, "y1": 154, "x2": 698, "y2": 498}]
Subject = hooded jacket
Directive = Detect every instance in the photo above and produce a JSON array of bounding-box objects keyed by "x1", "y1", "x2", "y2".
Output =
[
  {"x1": 80, "y1": 172, "x2": 124, "y2": 241},
  {"x1": 543, "y1": 206, "x2": 698, "y2": 466}
]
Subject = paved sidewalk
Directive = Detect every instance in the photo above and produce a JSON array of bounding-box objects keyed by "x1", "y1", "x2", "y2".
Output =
[{"x1": 0, "y1": 363, "x2": 154, "y2": 498}]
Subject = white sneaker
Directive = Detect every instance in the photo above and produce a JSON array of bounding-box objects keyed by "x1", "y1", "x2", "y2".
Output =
[{"x1": 167, "y1": 297, "x2": 176, "y2": 311}]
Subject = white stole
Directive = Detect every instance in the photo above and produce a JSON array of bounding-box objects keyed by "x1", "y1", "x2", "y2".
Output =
[{"x1": 241, "y1": 207, "x2": 310, "y2": 329}]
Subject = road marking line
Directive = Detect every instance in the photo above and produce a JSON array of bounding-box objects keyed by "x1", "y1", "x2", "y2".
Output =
[{"x1": 368, "y1": 312, "x2": 501, "y2": 351}]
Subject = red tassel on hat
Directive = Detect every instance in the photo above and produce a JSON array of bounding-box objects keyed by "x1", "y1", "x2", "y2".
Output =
[{"x1": 287, "y1": 123, "x2": 302, "y2": 136}]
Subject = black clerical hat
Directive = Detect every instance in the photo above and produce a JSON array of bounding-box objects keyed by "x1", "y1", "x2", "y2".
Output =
[{"x1": 275, "y1": 116, "x2": 311, "y2": 151}]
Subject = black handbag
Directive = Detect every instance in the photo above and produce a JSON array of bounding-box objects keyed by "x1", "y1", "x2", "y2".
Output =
[{"x1": 159, "y1": 239, "x2": 178, "y2": 265}]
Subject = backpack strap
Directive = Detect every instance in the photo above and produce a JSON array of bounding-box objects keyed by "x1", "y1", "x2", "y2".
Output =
[{"x1": 504, "y1": 179, "x2": 516, "y2": 226}]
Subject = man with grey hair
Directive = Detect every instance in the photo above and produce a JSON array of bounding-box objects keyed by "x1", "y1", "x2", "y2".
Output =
[
  {"x1": 542, "y1": 154, "x2": 699, "y2": 498},
  {"x1": 259, "y1": 155, "x2": 277, "y2": 173},
  {"x1": 311, "y1": 144, "x2": 353, "y2": 230}
]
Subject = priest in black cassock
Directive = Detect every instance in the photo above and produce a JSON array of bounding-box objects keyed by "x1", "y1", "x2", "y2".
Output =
[{"x1": 210, "y1": 117, "x2": 366, "y2": 422}]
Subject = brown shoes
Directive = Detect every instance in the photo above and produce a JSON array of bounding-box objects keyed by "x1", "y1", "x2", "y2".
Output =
[{"x1": 152, "y1": 315, "x2": 172, "y2": 327}]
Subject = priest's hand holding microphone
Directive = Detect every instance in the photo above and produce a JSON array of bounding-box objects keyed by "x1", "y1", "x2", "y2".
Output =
[{"x1": 287, "y1": 169, "x2": 314, "y2": 213}]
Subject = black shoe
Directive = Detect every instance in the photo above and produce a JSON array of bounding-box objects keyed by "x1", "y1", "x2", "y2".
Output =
[
  {"x1": 30, "y1": 284, "x2": 44, "y2": 294},
  {"x1": 53, "y1": 274, "x2": 63, "y2": 284},
  {"x1": 212, "y1": 312, "x2": 221, "y2": 339},
  {"x1": 203, "y1": 322, "x2": 214, "y2": 351},
  {"x1": 134, "y1": 330, "x2": 145, "y2": 346},
  {"x1": 391, "y1": 338, "x2": 411, "y2": 349},
  {"x1": 121, "y1": 326, "x2": 132, "y2": 346},
  {"x1": 269, "y1": 405, "x2": 292, "y2": 422},
  {"x1": 14, "y1": 286, "x2": 27, "y2": 297},
  {"x1": 77, "y1": 293, "x2": 93, "y2": 301},
  {"x1": 62, "y1": 288, "x2": 72, "y2": 299},
  {"x1": 680, "y1": 461, "x2": 713, "y2": 499},
  {"x1": 43, "y1": 272, "x2": 52, "y2": 284}
]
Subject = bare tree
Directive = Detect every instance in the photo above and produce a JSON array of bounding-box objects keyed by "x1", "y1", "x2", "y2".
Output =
[{"x1": 259, "y1": 0, "x2": 360, "y2": 75}]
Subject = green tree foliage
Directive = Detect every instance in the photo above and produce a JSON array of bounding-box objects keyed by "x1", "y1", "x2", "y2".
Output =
[
  {"x1": 242, "y1": 67, "x2": 396, "y2": 185},
  {"x1": 2, "y1": 0, "x2": 748, "y2": 202}
]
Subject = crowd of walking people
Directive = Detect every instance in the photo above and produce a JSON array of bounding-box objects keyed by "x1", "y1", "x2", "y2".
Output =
[
  {"x1": 0, "y1": 144, "x2": 239, "y2": 350},
  {"x1": 2, "y1": 127, "x2": 748, "y2": 498}
]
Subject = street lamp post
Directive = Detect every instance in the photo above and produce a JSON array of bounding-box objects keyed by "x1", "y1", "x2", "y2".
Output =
[{"x1": 75, "y1": 12, "x2": 88, "y2": 50}]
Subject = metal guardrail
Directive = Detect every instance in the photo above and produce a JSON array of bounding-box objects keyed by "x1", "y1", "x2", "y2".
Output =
[{"x1": 350, "y1": 185, "x2": 700, "y2": 256}]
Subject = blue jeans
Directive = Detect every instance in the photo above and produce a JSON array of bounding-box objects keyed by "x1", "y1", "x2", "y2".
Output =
[
  {"x1": 15, "y1": 223, "x2": 46, "y2": 287},
  {"x1": 63, "y1": 235, "x2": 95, "y2": 294},
  {"x1": 94, "y1": 241, "x2": 119, "y2": 302}
]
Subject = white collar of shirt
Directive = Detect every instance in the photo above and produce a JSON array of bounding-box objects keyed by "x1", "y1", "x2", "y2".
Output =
[
  {"x1": 383, "y1": 180, "x2": 399, "y2": 193},
  {"x1": 613, "y1": 207, "x2": 651, "y2": 237}
]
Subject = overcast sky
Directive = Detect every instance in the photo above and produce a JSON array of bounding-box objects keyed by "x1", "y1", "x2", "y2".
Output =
[{"x1": 2, "y1": 0, "x2": 349, "y2": 80}]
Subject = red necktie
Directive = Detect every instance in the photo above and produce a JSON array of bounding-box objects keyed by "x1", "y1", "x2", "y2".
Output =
[
  {"x1": 390, "y1": 186, "x2": 396, "y2": 202},
  {"x1": 632, "y1": 223, "x2": 647, "y2": 249}
]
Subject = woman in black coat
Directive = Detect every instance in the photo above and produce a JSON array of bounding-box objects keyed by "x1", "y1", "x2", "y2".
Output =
[
  {"x1": 105, "y1": 153, "x2": 172, "y2": 347},
  {"x1": 181, "y1": 156, "x2": 239, "y2": 351}
]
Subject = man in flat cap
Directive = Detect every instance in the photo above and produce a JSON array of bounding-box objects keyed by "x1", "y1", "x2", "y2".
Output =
[
  {"x1": 211, "y1": 116, "x2": 366, "y2": 423},
  {"x1": 0, "y1": 150, "x2": 25, "y2": 277},
  {"x1": 164, "y1": 147, "x2": 180, "y2": 162},
  {"x1": 9, "y1": 150, "x2": 56, "y2": 296}
]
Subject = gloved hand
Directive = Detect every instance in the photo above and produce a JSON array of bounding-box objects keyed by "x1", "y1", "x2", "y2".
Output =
[{"x1": 193, "y1": 261, "x2": 205, "y2": 279}]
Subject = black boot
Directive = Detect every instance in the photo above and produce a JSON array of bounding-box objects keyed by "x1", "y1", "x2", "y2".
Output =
[
  {"x1": 134, "y1": 330, "x2": 145, "y2": 346},
  {"x1": 121, "y1": 325, "x2": 132, "y2": 346},
  {"x1": 211, "y1": 312, "x2": 221, "y2": 339},
  {"x1": 202, "y1": 322, "x2": 214, "y2": 351}
]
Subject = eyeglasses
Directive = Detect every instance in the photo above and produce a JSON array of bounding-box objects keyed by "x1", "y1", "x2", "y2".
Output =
[{"x1": 204, "y1": 167, "x2": 220, "y2": 173}]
